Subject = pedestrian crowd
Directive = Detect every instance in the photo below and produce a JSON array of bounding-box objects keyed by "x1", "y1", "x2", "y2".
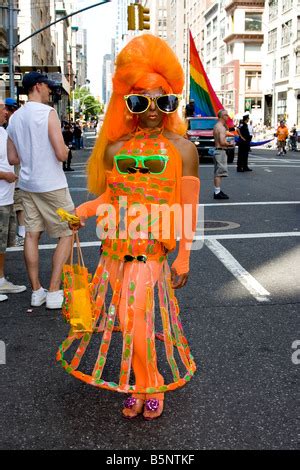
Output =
[{"x1": 212, "y1": 113, "x2": 298, "y2": 200}]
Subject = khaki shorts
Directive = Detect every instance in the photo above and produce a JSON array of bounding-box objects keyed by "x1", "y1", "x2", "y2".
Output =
[
  {"x1": 0, "y1": 204, "x2": 16, "y2": 253},
  {"x1": 20, "y1": 188, "x2": 74, "y2": 238},
  {"x1": 277, "y1": 140, "x2": 286, "y2": 149},
  {"x1": 13, "y1": 188, "x2": 23, "y2": 212},
  {"x1": 213, "y1": 149, "x2": 228, "y2": 177}
]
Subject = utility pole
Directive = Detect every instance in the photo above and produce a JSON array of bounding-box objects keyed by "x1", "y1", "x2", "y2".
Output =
[{"x1": 8, "y1": 0, "x2": 14, "y2": 97}]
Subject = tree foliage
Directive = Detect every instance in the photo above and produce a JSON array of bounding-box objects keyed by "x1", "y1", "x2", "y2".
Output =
[{"x1": 73, "y1": 86, "x2": 103, "y2": 120}]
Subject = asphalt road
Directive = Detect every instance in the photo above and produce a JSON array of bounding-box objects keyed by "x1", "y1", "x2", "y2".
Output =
[{"x1": 0, "y1": 134, "x2": 299, "y2": 450}]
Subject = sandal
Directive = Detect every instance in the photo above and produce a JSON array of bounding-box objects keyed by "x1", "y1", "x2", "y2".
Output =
[
  {"x1": 122, "y1": 397, "x2": 144, "y2": 419},
  {"x1": 143, "y1": 399, "x2": 164, "y2": 421}
]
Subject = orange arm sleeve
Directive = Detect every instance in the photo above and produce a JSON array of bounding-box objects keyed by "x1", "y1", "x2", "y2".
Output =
[
  {"x1": 171, "y1": 176, "x2": 200, "y2": 275},
  {"x1": 75, "y1": 189, "x2": 109, "y2": 219}
]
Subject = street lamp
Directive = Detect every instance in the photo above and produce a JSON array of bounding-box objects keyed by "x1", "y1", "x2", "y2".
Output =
[{"x1": 72, "y1": 80, "x2": 91, "y2": 122}]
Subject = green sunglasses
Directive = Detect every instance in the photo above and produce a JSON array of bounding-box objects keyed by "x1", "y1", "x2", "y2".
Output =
[{"x1": 114, "y1": 155, "x2": 169, "y2": 175}]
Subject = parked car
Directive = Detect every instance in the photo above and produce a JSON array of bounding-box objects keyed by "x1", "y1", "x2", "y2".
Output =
[{"x1": 186, "y1": 116, "x2": 235, "y2": 163}]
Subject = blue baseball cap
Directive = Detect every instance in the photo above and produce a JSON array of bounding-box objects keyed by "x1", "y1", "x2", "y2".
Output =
[
  {"x1": 22, "y1": 71, "x2": 57, "y2": 93},
  {"x1": 5, "y1": 97, "x2": 18, "y2": 108}
]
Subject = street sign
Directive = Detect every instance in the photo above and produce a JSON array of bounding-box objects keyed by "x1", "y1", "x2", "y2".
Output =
[
  {"x1": 0, "y1": 73, "x2": 22, "y2": 81},
  {"x1": 0, "y1": 58, "x2": 8, "y2": 65}
]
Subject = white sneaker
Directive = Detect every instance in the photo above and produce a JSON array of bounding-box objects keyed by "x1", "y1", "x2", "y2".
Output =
[
  {"x1": 0, "y1": 279, "x2": 27, "y2": 294},
  {"x1": 15, "y1": 235, "x2": 25, "y2": 247},
  {"x1": 46, "y1": 290, "x2": 64, "y2": 309},
  {"x1": 0, "y1": 294, "x2": 8, "y2": 302},
  {"x1": 31, "y1": 288, "x2": 47, "y2": 307}
]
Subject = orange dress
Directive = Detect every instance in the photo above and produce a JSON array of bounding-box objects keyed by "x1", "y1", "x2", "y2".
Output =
[{"x1": 57, "y1": 130, "x2": 196, "y2": 397}]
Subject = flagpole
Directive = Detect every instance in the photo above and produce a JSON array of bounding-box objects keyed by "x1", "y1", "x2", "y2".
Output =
[{"x1": 186, "y1": 27, "x2": 190, "y2": 103}]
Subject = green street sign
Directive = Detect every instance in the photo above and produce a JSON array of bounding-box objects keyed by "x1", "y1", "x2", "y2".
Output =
[{"x1": 0, "y1": 58, "x2": 8, "y2": 65}]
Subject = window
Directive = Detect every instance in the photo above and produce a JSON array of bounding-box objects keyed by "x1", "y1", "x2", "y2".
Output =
[
  {"x1": 227, "y1": 43, "x2": 233, "y2": 55},
  {"x1": 281, "y1": 20, "x2": 292, "y2": 46},
  {"x1": 268, "y1": 28, "x2": 277, "y2": 51},
  {"x1": 282, "y1": 0, "x2": 292, "y2": 12},
  {"x1": 245, "y1": 97, "x2": 262, "y2": 112},
  {"x1": 220, "y1": 18, "x2": 225, "y2": 39},
  {"x1": 245, "y1": 71, "x2": 262, "y2": 91},
  {"x1": 219, "y1": 46, "x2": 225, "y2": 66},
  {"x1": 280, "y1": 55, "x2": 289, "y2": 77},
  {"x1": 213, "y1": 17, "x2": 217, "y2": 33},
  {"x1": 212, "y1": 57, "x2": 217, "y2": 68},
  {"x1": 273, "y1": 59, "x2": 276, "y2": 80},
  {"x1": 277, "y1": 91, "x2": 287, "y2": 120},
  {"x1": 296, "y1": 52, "x2": 300, "y2": 75},
  {"x1": 298, "y1": 17, "x2": 300, "y2": 40},
  {"x1": 269, "y1": 0, "x2": 278, "y2": 21},
  {"x1": 226, "y1": 70, "x2": 234, "y2": 86},
  {"x1": 207, "y1": 22, "x2": 211, "y2": 37},
  {"x1": 225, "y1": 91, "x2": 233, "y2": 107},
  {"x1": 213, "y1": 37, "x2": 217, "y2": 50},
  {"x1": 245, "y1": 13, "x2": 262, "y2": 31},
  {"x1": 207, "y1": 42, "x2": 211, "y2": 55}
]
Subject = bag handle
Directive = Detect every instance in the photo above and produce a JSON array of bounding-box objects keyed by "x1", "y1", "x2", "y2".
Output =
[{"x1": 70, "y1": 231, "x2": 85, "y2": 267}]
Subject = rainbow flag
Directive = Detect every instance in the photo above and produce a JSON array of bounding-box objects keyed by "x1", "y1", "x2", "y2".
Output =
[{"x1": 189, "y1": 30, "x2": 234, "y2": 126}]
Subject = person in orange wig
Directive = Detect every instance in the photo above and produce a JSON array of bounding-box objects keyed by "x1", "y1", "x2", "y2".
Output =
[{"x1": 57, "y1": 34, "x2": 200, "y2": 420}]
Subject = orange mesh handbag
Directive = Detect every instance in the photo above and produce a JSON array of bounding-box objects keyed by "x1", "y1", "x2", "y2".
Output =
[{"x1": 62, "y1": 232, "x2": 94, "y2": 332}]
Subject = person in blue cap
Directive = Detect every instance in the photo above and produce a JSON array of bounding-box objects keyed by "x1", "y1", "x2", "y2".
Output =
[
  {"x1": 6, "y1": 71, "x2": 74, "y2": 309},
  {"x1": 4, "y1": 97, "x2": 18, "y2": 109}
]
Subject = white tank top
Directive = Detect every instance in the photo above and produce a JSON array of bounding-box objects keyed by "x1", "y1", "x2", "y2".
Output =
[{"x1": 7, "y1": 102, "x2": 67, "y2": 192}]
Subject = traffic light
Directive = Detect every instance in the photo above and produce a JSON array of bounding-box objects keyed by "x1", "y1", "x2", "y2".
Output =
[
  {"x1": 138, "y1": 4, "x2": 150, "y2": 30},
  {"x1": 127, "y1": 4, "x2": 136, "y2": 30}
]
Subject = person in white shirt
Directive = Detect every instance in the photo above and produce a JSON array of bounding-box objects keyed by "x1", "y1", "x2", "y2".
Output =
[
  {"x1": 7, "y1": 72, "x2": 74, "y2": 309},
  {"x1": 5, "y1": 98, "x2": 25, "y2": 246},
  {"x1": 0, "y1": 100, "x2": 26, "y2": 301}
]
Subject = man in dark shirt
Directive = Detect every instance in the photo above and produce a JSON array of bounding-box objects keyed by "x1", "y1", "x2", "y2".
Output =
[
  {"x1": 73, "y1": 123, "x2": 82, "y2": 149},
  {"x1": 237, "y1": 115, "x2": 252, "y2": 172},
  {"x1": 62, "y1": 123, "x2": 74, "y2": 171},
  {"x1": 185, "y1": 99, "x2": 195, "y2": 118}
]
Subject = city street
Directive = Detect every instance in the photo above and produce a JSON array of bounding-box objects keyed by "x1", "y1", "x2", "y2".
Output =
[{"x1": 0, "y1": 136, "x2": 299, "y2": 450}]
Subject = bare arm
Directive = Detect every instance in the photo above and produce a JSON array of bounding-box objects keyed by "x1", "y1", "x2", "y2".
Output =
[
  {"x1": 0, "y1": 170, "x2": 18, "y2": 183},
  {"x1": 218, "y1": 126, "x2": 233, "y2": 148},
  {"x1": 170, "y1": 137, "x2": 200, "y2": 289},
  {"x1": 7, "y1": 137, "x2": 20, "y2": 165},
  {"x1": 48, "y1": 110, "x2": 69, "y2": 162},
  {"x1": 181, "y1": 139, "x2": 199, "y2": 177}
]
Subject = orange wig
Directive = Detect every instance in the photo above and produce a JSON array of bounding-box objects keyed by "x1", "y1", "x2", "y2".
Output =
[{"x1": 87, "y1": 34, "x2": 187, "y2": 195}]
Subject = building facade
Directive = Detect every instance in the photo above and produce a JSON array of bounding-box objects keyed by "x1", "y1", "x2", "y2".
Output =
[
  {"x1": 18, "y1": 0, "x2": 55, "y2": 68},
  {"x1": 102, "y1": 53, "x2": 112, "y2": 105},
  {"x1": 262, "y1": 0, "x2": 300, "y2": 127},
  {"x1": 185, "y1": 0, "x2": 264, "y2": 120}
]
